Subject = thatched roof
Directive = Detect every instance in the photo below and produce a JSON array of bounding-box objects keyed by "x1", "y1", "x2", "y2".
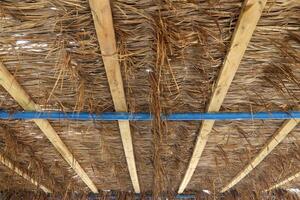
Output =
[{"x1": 0, "y1": 0, "x2": 300, "y2": 199}]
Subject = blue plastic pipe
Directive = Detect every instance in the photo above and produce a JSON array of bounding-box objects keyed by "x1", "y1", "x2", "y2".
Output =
[
  {"x1": 87, "y1": 193, "x2": 195, "y2": 200},
  {"x1": 0, "y1": 110, "x2": 299, "y2": 121}
]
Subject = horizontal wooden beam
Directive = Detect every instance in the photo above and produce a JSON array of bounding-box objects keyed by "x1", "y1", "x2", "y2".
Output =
[
  {"x1": 0, "y1": 62, "x2": 98, "y2": 193},
  {"x1": 178, "y1": 0, "x2": 267, "y2": 193},
  {"x1": 221, "y1": 118, "x2": 299, "y2": 192},
  {"x1": 267, "y1": 171, "x2": 300, "y2": 191},
  {"x1": 0, "y1": 153, "x2": 51, "y2": 193},
  {"x1": 89, "y1": 0, "x2": 140, "y2": 192}
]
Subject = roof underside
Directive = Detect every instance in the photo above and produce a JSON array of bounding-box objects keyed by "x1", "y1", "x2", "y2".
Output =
[{"x1": 0, "y1": 0, "x2": 300, "y2": 199}]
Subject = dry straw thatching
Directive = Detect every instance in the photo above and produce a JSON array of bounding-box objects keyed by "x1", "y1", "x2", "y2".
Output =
[{"x1": 0, "y1": 0, "x2": 300, "y2": 199}]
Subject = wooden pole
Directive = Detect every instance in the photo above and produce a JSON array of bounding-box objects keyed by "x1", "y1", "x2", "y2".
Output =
[
  {"x1": 88, "y1": 0, "x2": 140, "y2": 192},
  {"x1": 221, "y1": 118, "x2": 299, "y2": 192},
  {"x1": 0, "y1": 153, "x2": 51, "y2": 193},
  {"x1": 0, "y1": 62, "x2": 98, "y2": 193},
  {"x1": 178, "y1": 0, "x2": 267, "y2": 193},
  {"x1": 266, "y1": 171, "x2": 300, "y2": 191}
]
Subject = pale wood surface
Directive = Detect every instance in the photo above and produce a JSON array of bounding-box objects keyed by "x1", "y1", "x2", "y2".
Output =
[
  {"x1": 0, "y1": 62, "x2": 98, "y2": 193},
  {"x1": 89, "y1": 0, "x2": 140, "y2": 193},
  {"x1": 221, "y1": 118, "x2": 299, "y2": 192},
  {"x1": 0, "y1": 153, "x2": 51, "y2": 193},
  {"x1": 178, "y1": 0, "x2": 267, "y2": 193},
  {"x1": 267, "y1": 171, "x2": 300, "y2": 191}
]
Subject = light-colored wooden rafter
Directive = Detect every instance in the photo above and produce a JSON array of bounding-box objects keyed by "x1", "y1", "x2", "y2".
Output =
[
  {"x1": 221, "y1": 118, "x2": 299, "y2": 192},
  {"x1": 0, "y1": 153, "x2": 51, "y2": 193},
  {"x1": 178, "y1": 0, "x2": 267, "y2": 193},
  {"x1": 0, "y1": 62, "x2": 98, "y2": 193},
  {"x1": 266, "y1": 171, "x2": 300, "y2": 191},
  {"x1": 88, "y1": 0, "x2": 140, "y2": 193}
]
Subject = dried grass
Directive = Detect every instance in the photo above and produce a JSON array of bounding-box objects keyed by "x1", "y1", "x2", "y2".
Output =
[{"x1": 0, "y1": 0, "x2": 299, "y2": 199}]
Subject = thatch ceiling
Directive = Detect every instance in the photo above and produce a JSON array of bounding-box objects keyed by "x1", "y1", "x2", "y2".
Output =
[{"x1": 0, "y1": 0, "x2": 299, "y2": 199}]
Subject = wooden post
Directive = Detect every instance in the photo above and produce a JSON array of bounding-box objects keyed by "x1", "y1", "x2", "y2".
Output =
[
  {"x1": 221, "y1": 118, "x2": 299, "y2": 192},
  {"x1": 0, "y1": 154, "x2": 51, "y2": 193},
  {"x1": 88, "y1": 0, "x2": 140, "y2": 192},
  {"x1": 178, "y1": 0, "x2": 267, "y2": 193},
  {"x1": 0, "y1": 62, "x2": 98, "y2": 193},
  {"x1": 266, "y1": 171, "x2": 300, "y2": 191}
]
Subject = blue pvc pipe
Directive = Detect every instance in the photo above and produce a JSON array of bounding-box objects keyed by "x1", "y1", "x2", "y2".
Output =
[
  {"x1": 0, "y1": 110, "x2": 299, "y2": 121},
  {"x1": 87, "y1": 193, "x2": 195, "y2": 200},
  {"x1": 175, "y1": 194, "x2": 195, "y2": 199}
]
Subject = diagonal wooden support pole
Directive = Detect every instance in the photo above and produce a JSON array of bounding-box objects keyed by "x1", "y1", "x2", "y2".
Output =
[
  {"x1": 221, "y1": 118, "x2": 299, "y2": 192},
  {"x1": 0, "y1": 153, "x2": 51, "y2": 193},
  {"x1": 178, "y1": 0, "x2": 267, "y2": 193},
  {"x1": 266, "y1": 171, "x2": 300, "y2": 192},
  {"x1": 88, "y1": 0, "x2": 140, "y2": 192},
  {"x1": 0, "y1": 62, "x2": 98, "y2": 193}
]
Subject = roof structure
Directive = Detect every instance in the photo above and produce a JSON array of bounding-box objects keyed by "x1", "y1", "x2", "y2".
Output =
[{"x1": 0, "y1": 0, "x2": 299, "y2": 199}]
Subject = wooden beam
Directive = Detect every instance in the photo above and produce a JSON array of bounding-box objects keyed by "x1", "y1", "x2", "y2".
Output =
[
  {"x1": 0, "y1": 62, "x2": 98, "y2": 193},
  {"x1": 266, "y1": 171, "x2": 300, "y2": 191},
  {"x1": 178, "y1": 0, "x2": 267, "y2": 193},
  {"x1": 221, "y1": 118, "x2": 299, "y2": 192},
  {"x1": 88, "y1": 0, "x2": 140, "y2": 193},
  {"x1": 0, "y1": 153, "x2": 51, "y2": 193}
]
